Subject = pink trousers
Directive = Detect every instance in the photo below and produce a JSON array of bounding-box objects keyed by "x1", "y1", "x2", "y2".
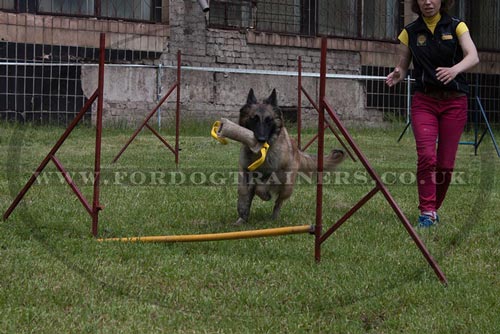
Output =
[{"x1": 411, "y1": 91, "x2": 468, "y2": 213}]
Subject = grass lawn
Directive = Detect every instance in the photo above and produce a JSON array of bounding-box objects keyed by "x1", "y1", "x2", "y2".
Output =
[{"x1": 0, "y1": 120, "x2": 499, "y2": 333}]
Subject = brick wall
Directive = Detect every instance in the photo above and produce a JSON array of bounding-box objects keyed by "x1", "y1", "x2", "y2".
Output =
[
  {"x1": 159, "y1": 0, "x2": 385, "y2": 127},
  {"x1": 0, "y1": 11, "x2": 168, "y2": 51},
  {"x1": 2, "y1": 1, "x2": 498, "y2": 127}
]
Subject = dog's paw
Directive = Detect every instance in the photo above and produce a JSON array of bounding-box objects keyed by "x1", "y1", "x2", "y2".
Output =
[
  {"x1": 233, "y1": 217, "x2": 247, "y2": 226},
  {"x1": 329, "y1": 149, "x2": 345, "y2": 160}
]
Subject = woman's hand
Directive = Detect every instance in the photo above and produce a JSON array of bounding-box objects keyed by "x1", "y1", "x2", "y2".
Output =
[
  {"x1": 386, "y1": 43, "x2": 411, "y2": 87},
  {"x1": 436, "y1": 31, "x2": 479, "y2": 85},
  {"x1": 386, "y1": 68, "x2": 403, "y2": 87},
  {"x1": 436, "y1": 67, "x2": 459, "y2": 85}
]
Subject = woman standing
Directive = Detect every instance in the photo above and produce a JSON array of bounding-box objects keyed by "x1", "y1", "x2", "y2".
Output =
[{"x1": 386, "y1": 0, "x2": 479, "y2": 227}]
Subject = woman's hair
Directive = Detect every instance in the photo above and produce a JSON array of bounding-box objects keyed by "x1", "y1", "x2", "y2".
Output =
[{"x1": 411, "y1": 0, "x2": 455, "y2": 15}]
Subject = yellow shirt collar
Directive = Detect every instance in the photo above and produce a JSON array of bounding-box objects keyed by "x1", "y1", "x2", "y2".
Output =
[{"x1": 422, "y1": 12, "x2": 441, "y2": 34}]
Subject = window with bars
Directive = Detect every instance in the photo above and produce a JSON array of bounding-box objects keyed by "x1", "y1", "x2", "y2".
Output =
[
  {"x1": 449, "y1": 0, "x2": 499, "y2": 51},
  {"x1": 209, "y1": 0, "x2": 255, "y2": 29},
  {"x1": 0, "y1": 0, "x2": 163, "y2": 22},
  {"x1": 466, "y1": 1, "x2": 500, "y2": 51},
  {"x1": 38, "y1": 0, "x2": 94, "y2": 16},
  {"x1": 0, "y1": 0, "x2": 14, "y2": 10},
  {"x1": 209, "y1": 0, "x2": 404, "y2": 42}
]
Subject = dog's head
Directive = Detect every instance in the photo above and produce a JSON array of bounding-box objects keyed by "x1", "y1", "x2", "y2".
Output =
[{"x1": 239, "y1": 89, "x2": 283, "y2": 144}]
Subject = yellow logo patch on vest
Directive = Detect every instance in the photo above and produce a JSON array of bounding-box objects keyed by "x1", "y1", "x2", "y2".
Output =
[
  {"x1": 441, "y1": 33, "x2": 453, "y2": 40},
  {"x1": 417, "y1": 34, "x2": 427, "y2": 46}
]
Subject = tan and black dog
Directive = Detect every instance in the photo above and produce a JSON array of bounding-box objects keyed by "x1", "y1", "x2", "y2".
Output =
[{"x1": 236, "y1": 88, "x2": 345, "y2": 224}]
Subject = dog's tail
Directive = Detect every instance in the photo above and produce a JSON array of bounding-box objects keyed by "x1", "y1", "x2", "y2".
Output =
[{"x1": 298, "y1": 149, "x2": 345, "y2": 172}]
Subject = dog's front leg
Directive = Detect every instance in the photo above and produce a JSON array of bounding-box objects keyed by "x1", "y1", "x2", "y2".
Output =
[{"x1": 236, "y1": 171, "x2": 255, "y2": 225}]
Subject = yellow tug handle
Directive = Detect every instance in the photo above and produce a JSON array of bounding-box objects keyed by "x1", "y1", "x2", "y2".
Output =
[
  {"x1": 211, "y1": 120, "x2": 268, "y2": 171},
  {"x1": 247, "y1": 142, "x2": 269, "y2": 171},
  {"x1": 211, "y1": 121, "x2": 228, "y2": 144}
]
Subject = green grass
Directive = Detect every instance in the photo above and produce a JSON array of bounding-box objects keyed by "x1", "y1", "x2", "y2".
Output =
[{"x1": 0, "y1": 121, "x2": 499, "y2": 333}]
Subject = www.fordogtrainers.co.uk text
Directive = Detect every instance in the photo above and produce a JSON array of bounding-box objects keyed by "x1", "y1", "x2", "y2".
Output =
[{"x1": 30, "y1": 169, "x2": 472, "y2": 187}]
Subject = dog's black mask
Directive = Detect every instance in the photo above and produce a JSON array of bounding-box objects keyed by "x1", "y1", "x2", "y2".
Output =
[{"x1": 239, "y1": 89, "x2": 283, "y2": 144}]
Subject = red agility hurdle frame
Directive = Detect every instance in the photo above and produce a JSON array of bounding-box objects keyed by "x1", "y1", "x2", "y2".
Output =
[
  {"x1": 2, "y1": 34, "x2": 447, "y2": 284},
  {"x1": 296, "y1": 56, "x2": 356, "y2": 161},
  {"x1": 2, "y1": 33, "x2": 107, "y2": 236},
  {"x1": 312, "y1": 38, "x2": 447, "y2": 284},
  {"x1": 111, "y1": 51, "x2": 181, "y2": 165}
]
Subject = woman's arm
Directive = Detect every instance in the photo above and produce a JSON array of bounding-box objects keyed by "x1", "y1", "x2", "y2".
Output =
[
  {"x1": 386, "y1": 44, "x2": 412, "y2": 87},
  {"x1": 436, "y1": 31, "x2": 479, "y2": 85}
]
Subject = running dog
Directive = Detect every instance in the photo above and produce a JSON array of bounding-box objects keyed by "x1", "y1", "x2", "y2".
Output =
[{"x1": 236, "y1": 88, "x2": 345, "y2": 224}]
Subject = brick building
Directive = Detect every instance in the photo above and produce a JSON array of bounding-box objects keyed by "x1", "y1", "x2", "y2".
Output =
[{"x1": 1, "y1": 1, "x2": 499, "y2": 126}]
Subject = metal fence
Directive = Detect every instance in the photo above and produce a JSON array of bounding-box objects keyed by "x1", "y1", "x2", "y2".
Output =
[
  {"x1": 0, "y1": 40, "x2": 161, "y2": 125},
  {"x1": 0, "y1": 44, "x2": 90, "y2": 124},
  {"x1": 362, "y1": 65, "x2": 500, "y2": 128},
  {"x1": 2, "y1": 47, "x2": 499, "y2": 129}
]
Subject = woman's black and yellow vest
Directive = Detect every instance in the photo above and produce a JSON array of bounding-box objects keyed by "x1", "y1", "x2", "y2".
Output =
[{"x1": 405, "y1": 13, "x2": 469, "y2": 94}]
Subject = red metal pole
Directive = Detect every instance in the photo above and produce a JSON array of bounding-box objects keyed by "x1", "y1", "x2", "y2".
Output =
[
  {"x1": 92, "y1": 32, "x2": 106, "y2": 237},
  {"x1": 320, "y1": 186, "x2": 379, "y2": 244},
  {"x1": 51, "y1": 155, "x2": 93, "y2": 216},
  {"x1": 111, "y1": 50, "x2": 181, "y2": 165},
  {"x1": 2, "y1": 90, "x2": 98, "y2": 221},
  {"x1": 314, "y1": 38, "x2": 328, "y2": 262},
  {"x1": 111, "y1": 82, "x2": 178, "y2": 163},
  {"x1": 111, "y1": 51, "x2": 182, "y2": 164},
  {"x1": 145, "y1": 124, "x2": 176, "y2": 154},
  {"x1": 322, "y1": 99, "x2": 448, "y2": 284},
  {"x1": 300, "y1": 85, "x2": 355, "y2": 161},
  {"x1": 175, "y1": 50, "x2": 181, "y2": 165},
  {"x1": 297, "y1": 56, "x2": 302, "y2": 150}
]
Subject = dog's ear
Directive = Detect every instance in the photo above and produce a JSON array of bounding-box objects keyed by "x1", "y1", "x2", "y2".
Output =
[
  {"x1": 246, "y1": 89, "x2": 257, "y2": 105},
  {"x1": 265, "y1": 89, "x2": 278, "y2": 107}
]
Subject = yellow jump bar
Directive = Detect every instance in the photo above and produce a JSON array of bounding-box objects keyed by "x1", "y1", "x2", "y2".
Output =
[{"x1": 98, "y1": 225, "x2": 313, "y2": 243}]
